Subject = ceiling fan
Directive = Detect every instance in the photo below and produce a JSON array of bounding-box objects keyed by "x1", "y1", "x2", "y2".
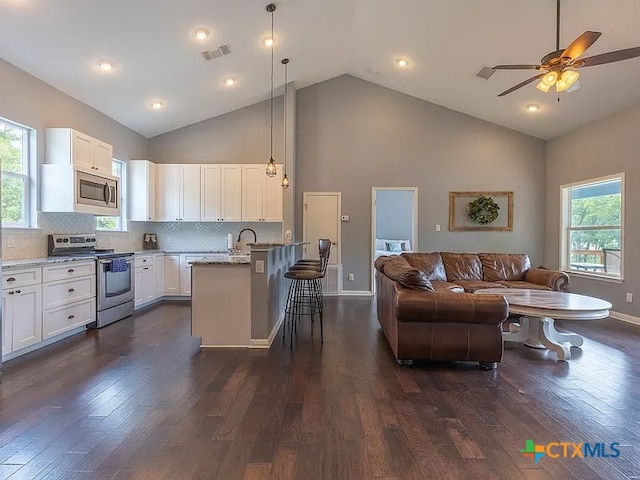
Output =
[{"x1": 492, "y1": 0, "x2": 640, "y2": 97}]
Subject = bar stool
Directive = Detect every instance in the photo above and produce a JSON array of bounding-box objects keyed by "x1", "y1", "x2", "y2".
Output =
[{"x1": 283, "y1": 240, "x2": 331, "y2": 348}]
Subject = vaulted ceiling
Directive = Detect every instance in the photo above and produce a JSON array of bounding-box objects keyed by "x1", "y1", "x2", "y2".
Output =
[{"x1": 1, "y1": 0, "x2": 640, "y2": 139}]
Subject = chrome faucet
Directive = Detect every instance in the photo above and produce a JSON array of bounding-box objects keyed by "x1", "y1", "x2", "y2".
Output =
[{"x1": 237, "y1": 228, "x2": 257, "y2": 244}]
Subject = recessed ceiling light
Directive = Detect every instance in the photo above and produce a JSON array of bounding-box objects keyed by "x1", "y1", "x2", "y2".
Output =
[
  {"x1": 526, "y1": 104, "x2": 540, "y2": 112},
  {"x1": 224, "y1": 77, "x2": 237, "y2": 87},
  {"x1": 264, "y1": 36, "x2": 275, "y2": 47},
  {"x1": 192, "y1": 28, "x2": 210, "y2": 41},
  {"x1": 149, "y1": 100, "x2": 164, "y2": 110},
  {"x1": 396, "y1": 58, "x2": 409, "y2": 68},
  {"x1": 96, "y1": 59, "x2": 115, "y2": 72}
]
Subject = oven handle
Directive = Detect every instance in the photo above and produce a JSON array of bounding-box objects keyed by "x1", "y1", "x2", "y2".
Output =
[{"x1": 99, "y1": 259, "x2": 133, "y2": 264}]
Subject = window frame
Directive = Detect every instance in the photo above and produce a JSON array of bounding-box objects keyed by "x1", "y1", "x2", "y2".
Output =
[
  {"x1": 1, "y1": 117, "x2": 33, "y2": 228},
  {"x1": 560, "y1": 172, "x2": 625, "y2": 282},
  {"x1": 96, "y1": 159, "x2": 127, "y2": 232}
]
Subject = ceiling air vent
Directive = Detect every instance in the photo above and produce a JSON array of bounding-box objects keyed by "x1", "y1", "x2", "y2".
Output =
[
  {"x1": 475, "y1": 65, "x2": 496, "y2": 80},
  {"x1": 201, "y1": 44, "x2": 232, "y2": 61}
]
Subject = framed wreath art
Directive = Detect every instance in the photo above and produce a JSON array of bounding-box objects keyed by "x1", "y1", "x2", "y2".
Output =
[{"x1": 449, "y1": 191, "x2": 514, "y2": 231}]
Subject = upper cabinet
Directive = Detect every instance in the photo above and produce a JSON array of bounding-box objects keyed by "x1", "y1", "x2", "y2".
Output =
[
  {"x1": 201, "y1": 165, "x2": 242, "y2": 222},
  {"x1": 156, "y1": 164, "x2": 201, "y2": 222},
  {"x1": 46, "y1": 128, "x2": 113, "y2": 175},
  {"x1": 129, "y1": 160, "x2": 156, "y2": 221},
  {"x1": 242, "y1": 165, "x2": 283, "y2": 222}
]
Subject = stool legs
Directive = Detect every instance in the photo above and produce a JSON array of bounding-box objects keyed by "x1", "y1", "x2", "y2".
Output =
[{"x1": 283, "y1": 277, "x2": 323, "y2": 349}]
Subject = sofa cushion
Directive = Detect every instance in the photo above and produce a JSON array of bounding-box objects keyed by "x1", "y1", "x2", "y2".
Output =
[
  {"x1": 453, "y1": 280, "x2": 506, "y2": 293},
  {"x1": 430, "y1": 281, "x2": 465, "y2": 293},
  {"x1": 499, "y1": 281, "x2": 551, "y2": 291},
  {"x1": 401, "y1": 253, "x2": 447, "y2": 281},
  {"x1": 441, "y1": 253, "x2": 483, "y2": 281},
  {"x1": 478, "y1": 253, "x2": 531, "y2": 281},
  {"x1": 382, "y1": 257, "x2": 435, "y2": 291}
]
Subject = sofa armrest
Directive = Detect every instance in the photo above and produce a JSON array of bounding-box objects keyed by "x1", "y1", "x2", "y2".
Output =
[
  {"x1": 396, "y1": 289, "x2": 508, "y2": 326},
  {"x1": 525, "y1": 268, "x2": 570, "y2": 291}
]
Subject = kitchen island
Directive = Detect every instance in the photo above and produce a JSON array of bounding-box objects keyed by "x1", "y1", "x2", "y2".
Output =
[{"x1": 190, "y1": 243, "x2": 303, "y2": 348}]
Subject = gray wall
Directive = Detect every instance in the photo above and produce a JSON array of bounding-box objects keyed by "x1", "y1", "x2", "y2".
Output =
[
  {"x1": 148, "y1": 96, "x2": 284, "y2": 165},
  {"x1": 0, "y1": 58, "x2": 148, "y2": 168},
  {"x1": 375, "y1": 190, "x2": 414, "y2": 241},
  {"x1": 546, "y1": 103, "x2": 640, "y2": 316},
  {"x1": 296, "y1": 75, "x2": 547, "y2": 292}
]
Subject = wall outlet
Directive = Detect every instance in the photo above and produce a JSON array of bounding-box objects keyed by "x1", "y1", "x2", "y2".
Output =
[
  {"x1": 255, "y1": 260, "x2": 265, "y2": 274},
  {"x1": 348, "y1": 273, "x2": 355, "y2": 281},
  {"x1": 435, "y1": 224, "x2": 441, "y2": 232},
  {"x1": 341, "y1": 215, "x2": 350, "y2": 222},
  {"x1": 626, "y1": 292, "x2": 633, "y2": 303}
]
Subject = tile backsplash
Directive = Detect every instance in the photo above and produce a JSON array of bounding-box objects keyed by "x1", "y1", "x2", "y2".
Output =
[{"x1": 2, "y1": 212, "x2": 283, "y2": 260}]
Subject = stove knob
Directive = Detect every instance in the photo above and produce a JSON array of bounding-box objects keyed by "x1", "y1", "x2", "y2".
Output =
[
  {"x1": 63, "y1": 238, "x2": 69, "y2": 243},
  {"x1": 86, "y1": 238, "x2": 91, "y2": 242},
  {"x1": 56, "y1": 238, "x2": 62, "y2": 243},
  {"x1": 91, "y1": 238, "x2": 96, "y2": 242}
]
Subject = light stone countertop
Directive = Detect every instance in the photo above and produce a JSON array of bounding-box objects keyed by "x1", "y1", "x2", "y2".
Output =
[{"x1": 2, "y1": 256, "x2": 99, "y2": 270}]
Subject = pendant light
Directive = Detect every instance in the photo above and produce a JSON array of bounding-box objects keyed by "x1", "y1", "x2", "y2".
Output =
[
  {"x1": 281, "y1": 58, "x2": 290, "y2": 189},
  {"x1": 265, "y1": 3, "x2": 278, "y2": 177}
]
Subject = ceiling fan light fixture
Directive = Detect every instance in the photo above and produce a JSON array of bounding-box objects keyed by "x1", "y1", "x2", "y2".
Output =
[
  {"x1": 536, "y1": 80, "x2": 551, "y2": 93},
  {"x1": 566, "y1": 79, "x2": 581, "y2": 93},
  {"x1": 542, "y1": 71, "x2": 559, "y2": 86}
]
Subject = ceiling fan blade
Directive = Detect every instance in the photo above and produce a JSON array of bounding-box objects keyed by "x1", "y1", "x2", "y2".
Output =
[
  {"x1": 561, "y1": 31, "x2": 602, "y2": 61},
  {"x1": 497, "y1": 74, "x2": 544, "y2": 97},
  {"x1": 573, "y1": 46, "x2": 640, "y2": 68},
  {"x1": 492, "y1": 64, "x2": 542, "y2": 70}
]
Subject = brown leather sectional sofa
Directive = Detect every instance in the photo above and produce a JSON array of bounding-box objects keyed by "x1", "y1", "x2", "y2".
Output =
[{"x1": 374, "y1": 252, "x2": 570, "y2": 369}]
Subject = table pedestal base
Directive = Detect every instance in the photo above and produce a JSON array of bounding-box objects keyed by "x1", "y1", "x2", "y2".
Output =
[{"x1": 505, "y1": 317, "x2": 584, "y2": 361}]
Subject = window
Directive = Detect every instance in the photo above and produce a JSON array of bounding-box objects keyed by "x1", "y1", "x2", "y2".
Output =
[
  {"x1": 1, "y1": 118, "x2": 32, "y2": 228},
  {"x1": 97, "y1": 159, "x2": 127, "y2": 231},
  {"x1": 560, "y1": 173, "x2": 624, "y2": 280}
]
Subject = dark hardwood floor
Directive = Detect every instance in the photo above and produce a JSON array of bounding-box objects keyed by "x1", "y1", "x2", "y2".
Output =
[{"x1": 1, "y1": 298, "x2": 639, "y2": 480}]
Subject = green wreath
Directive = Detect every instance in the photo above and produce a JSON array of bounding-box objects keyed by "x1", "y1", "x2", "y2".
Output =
[{"x1": 468, "y1": 196, "x2": 500, "y2": 225}]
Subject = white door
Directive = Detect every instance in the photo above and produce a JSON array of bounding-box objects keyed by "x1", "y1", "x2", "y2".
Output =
[
  {"x1": 221, "y1": 165, "x2": 242, "y2": 222},
  {"x1": 303, "y1": 193, "x2": 341, "y2": 294},
  {"x1": 201, "y1": 165, "x2": 222, "y2": 221},
  {"x1": 180, "y1": 165, "x2": 201, "y2": 221},
  {"x1": 12, "y1": 284, "x2": 43, "y2": 351},
  {"x1": 155, "y1": 254, "x2": 165, "y2": 298},
  {"x1": 156, "y1": 164, "x2": 180, "y2": 221},
  {"x1": 134, "y1": 268, "x2": 144, "y2": 305},
  {"x1": 92, "y1": 140, "x2": 113, "y2": 174},
  {"x1": 71, "y1": 130, "x2": 93, "y2": 172},
  {"x1": 147, "y1": 162, "x2": 157, "y2": 221},
  {"x1": 163, "y1": 255, "x2": 180, "y2": 295},
  {"x1": 142, "y1": 266, "x2": 156, "y2": 302},
  {"x1": 242, "y1": 165, "x2": 263, "y2": 222},
  {"x1": 181, "y1": 263, "x2": 192, "y2": 296},
  {"x1": 263, "y1": 165, "x2": 283, "y2": 222}
]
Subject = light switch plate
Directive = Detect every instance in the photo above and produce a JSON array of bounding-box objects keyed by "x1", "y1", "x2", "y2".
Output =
[
  {"x1": 255, "y1": 260, "x2": 265, "y2": 274},
  {"x1": 435, "y1": 224, "x2": 441, "y2": 232}
]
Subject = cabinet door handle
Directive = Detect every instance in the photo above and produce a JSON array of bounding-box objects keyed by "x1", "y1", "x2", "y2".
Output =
[
  {"x1": 16, "y1": 289, "x2": 21, "y2": 294},
  {"x1": 6, "y1": 277, "x2": 16, "y2": 282},
  {"x1": 68, "y1": 268, "x2": 75, "y2": 273},
  {"x1": 8, "y1": 291, "x2": 14, "y2": 295},
  {"x1": 68, "y1": 288, "x2": 75, "y2": 293},
  {"x1": 143, "y1": 259, "x2": 147, "y2": 262},
  {"x1": 68, "y1": 314, "x2": 75, "y2": 319},
  {"x1": 143, "y1": 267, "x2": 149, "y2": 270}
]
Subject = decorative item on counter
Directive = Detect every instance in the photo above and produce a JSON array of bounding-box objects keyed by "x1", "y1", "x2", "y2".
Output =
[
  {"x1": 284, "y1": 230, "x2": 293, "y2": 244},
  {"x1": 227, "y1": 233, "x2": 235, "y2": 251},
  {"x1": 143, "y1": 233, "x2": 159, "y2": 250}
]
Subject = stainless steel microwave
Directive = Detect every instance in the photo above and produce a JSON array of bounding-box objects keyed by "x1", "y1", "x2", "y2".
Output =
[{"x1": 75, "y1": 170, "x2": 119, "y2": 212}]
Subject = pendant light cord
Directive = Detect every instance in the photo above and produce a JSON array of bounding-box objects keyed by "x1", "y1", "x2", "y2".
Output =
[
  {"x1": 270, "y1": 10, "x2": 274, "y2": 160},
  {"x1": 556, "y1": 0, "x2": 560, "y2": 51},
  {"x1": 283, "y1": 61, "x2": 288, "y2": 176}
]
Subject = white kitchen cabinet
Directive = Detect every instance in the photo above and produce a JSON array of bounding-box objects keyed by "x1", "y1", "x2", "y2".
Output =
[
  {"x1": 163, "y1": 255, "x2": 181, "y2": 295},
  {"x1": 156, "y1": 164, "x2": 201, "y2": 221},
  {"x1": 201, "y1": 164, "x2": 243, "y2": 222},
  {"x1": 45, "y1": 128, "x2": 113, "y2": 175},
  {"x1": 154, "y1": 254, "x2": 165, "y2": 298},
  {"x1": 43, "y1": 298, "x2": 95, "y2": 339},
  {"x1": 181, "y1": 257, "x2": 193, "y2": 296},
  {"x1": 3, "y1": 284, "x2": 43, "y2": 353},
  {"x1": 241, "y1": 164, "x2": 282, "y2": 222},
  {"x1": 134, "y1": 254, "x2": 156, "y2": 308},
  {"x1": 129, "y1": 160, "x2": 157, "y2": 221}
]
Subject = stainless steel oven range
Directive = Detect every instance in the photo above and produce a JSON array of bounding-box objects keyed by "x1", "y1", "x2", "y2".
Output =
[{"x1": 48, "y1": 234, "x2": 134, "y2": 328}]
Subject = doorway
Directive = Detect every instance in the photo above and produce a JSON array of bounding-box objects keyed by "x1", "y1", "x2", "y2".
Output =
[
  {"x1": 302, "y1": 192, "x2": 342, "y2": 294},
  {"x1": 371, "y1": 187, "x2": 418, "y2": 293}
]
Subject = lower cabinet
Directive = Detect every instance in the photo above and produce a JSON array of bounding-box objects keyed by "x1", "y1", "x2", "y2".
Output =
[
  {"x1": 135, "y1": 264, "x2": 156, "y2": 308},
  {"x1": 42, "y1": 298, "x2": 96, "y2": 339},
  {"x1": 163, "y1": 255, "x2": 181, "y2": 295},
  {"x1": 2, "y1": 283, "x2": 43, "y2": 354}
]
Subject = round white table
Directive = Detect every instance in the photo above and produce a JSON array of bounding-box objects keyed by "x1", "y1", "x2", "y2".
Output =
[{"x1": 474, "y1": 288, "x2": 612, "y2": 361}]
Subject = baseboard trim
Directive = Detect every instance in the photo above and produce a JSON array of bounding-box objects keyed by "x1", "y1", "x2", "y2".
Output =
[
  {"x1": 609, "y1": 310, "x2": 640, "y2": 326},
  {"x1": 339, "y1": 290, "x2": 373, "y2": 296},
  {"x1": 2, "y1": 326, "x2": 86, "y2": 362},
  {"x1": 250, "y1": 313, "x2": 285, "y2": 349}
]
